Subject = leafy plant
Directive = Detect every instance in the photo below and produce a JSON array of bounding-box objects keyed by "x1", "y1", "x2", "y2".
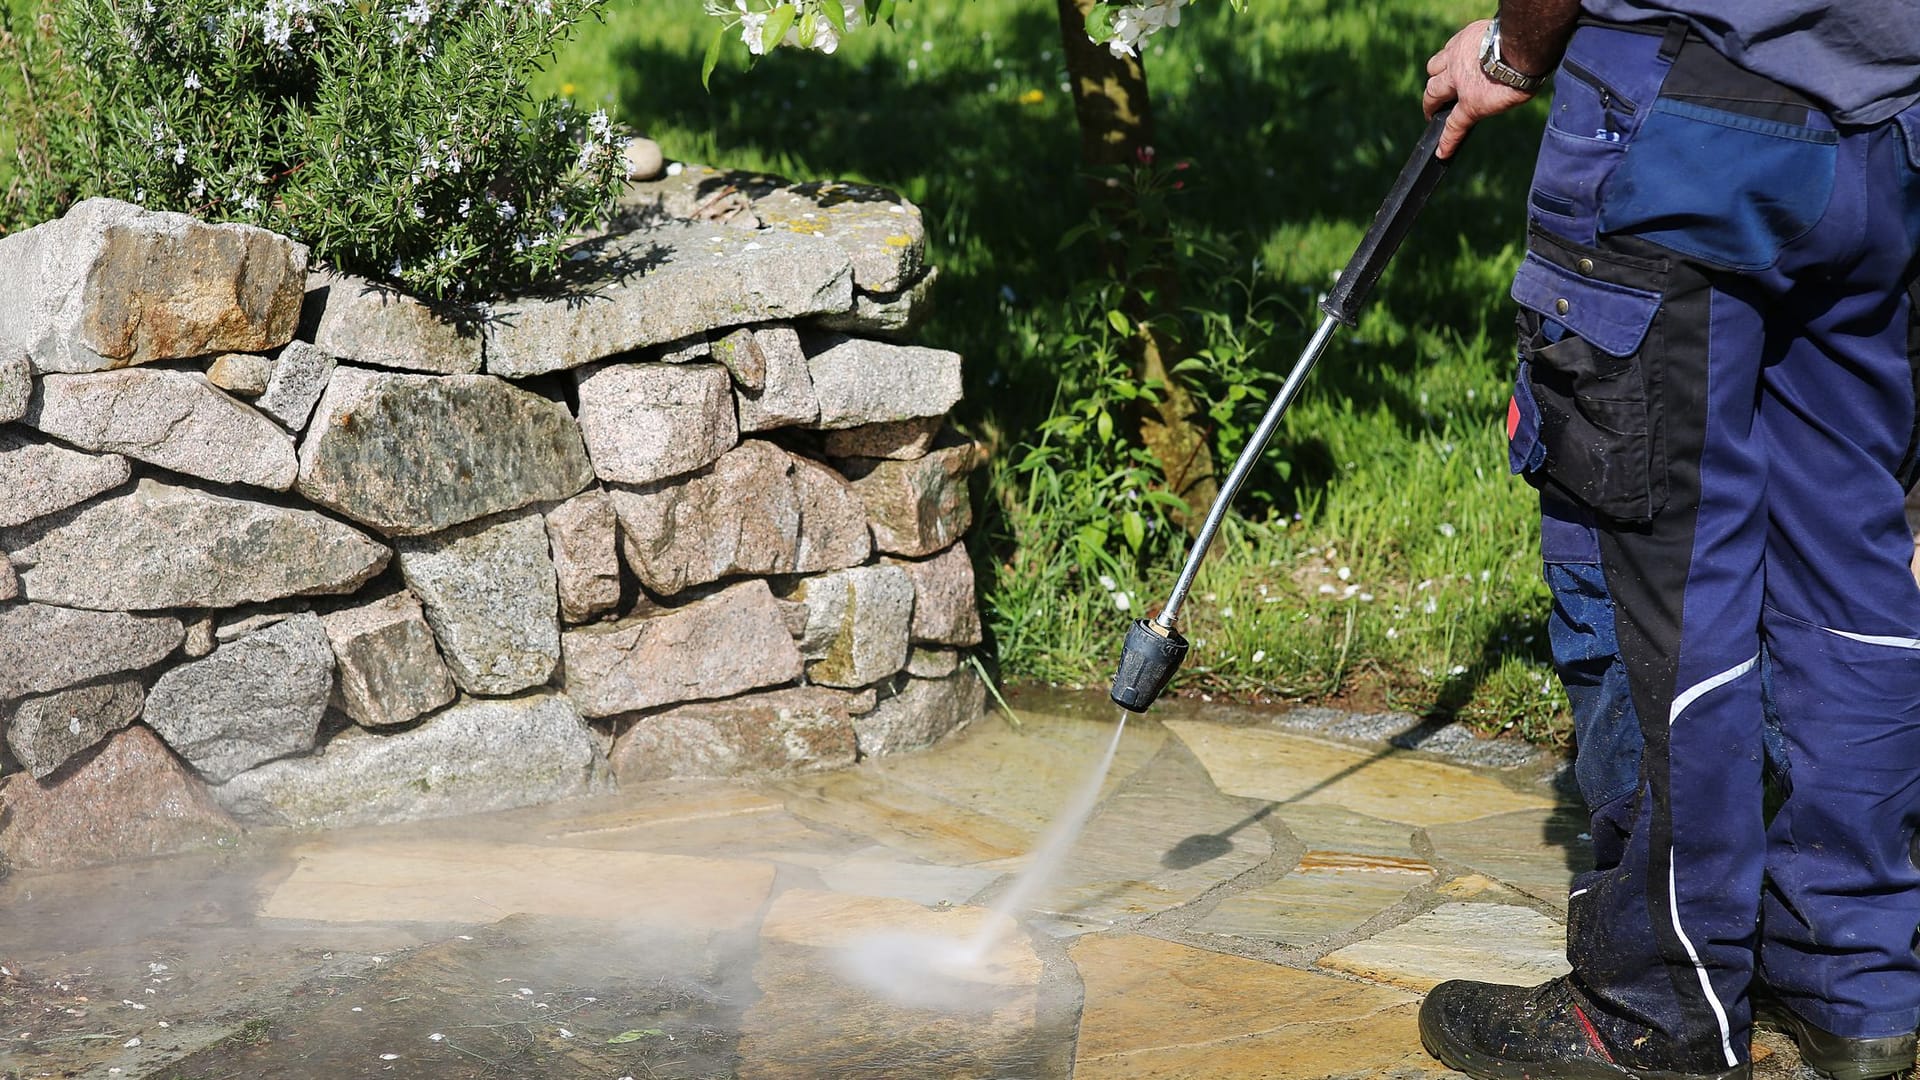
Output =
[
  {"x1": 2, "y1": 0, "x2": 625, "y2": 298},
  {"x1": 985, "y1": 152, "x2": 1288, "y2": 674}
]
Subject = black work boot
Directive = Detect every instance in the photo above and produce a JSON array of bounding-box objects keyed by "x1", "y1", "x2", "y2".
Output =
[
  {"x1": 1419, "y1": 975, "x2": 1751, "y2": 1080},
  {"x1": 1751, "y1": 992, "x2": 1917, "y2": 1080}
]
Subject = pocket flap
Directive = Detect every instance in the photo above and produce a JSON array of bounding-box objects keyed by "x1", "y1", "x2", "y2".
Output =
[{"x1": 1510, "y1": 251, "x2": 1661, "y2": 358}]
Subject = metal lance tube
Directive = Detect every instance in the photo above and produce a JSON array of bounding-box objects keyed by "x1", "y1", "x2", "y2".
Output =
[
  {"x1": 1105, "y1": 317, "x2": 1335, "y2": 714},
  {"x1": 1159, "y1": 313, "x2": 1339, "y2": 629},
  {"x1": 1108, "y1": 105, "x2": 1456, "y2": 714}
]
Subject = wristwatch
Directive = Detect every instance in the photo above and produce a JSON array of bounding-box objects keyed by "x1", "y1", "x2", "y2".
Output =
[{"x1": 1480, "y1": 17, "x2": 1549, "y2": 93}]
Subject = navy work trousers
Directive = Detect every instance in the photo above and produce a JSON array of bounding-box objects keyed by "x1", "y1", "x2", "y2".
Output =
[{"x1": 1508, "y1": 21, "x2": 1920, "y2": 1073}]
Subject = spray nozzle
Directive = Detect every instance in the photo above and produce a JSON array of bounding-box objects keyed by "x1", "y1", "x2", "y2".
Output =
[{"x1": 1109, "y1": 617, "x2": 1190, "y2": 713}]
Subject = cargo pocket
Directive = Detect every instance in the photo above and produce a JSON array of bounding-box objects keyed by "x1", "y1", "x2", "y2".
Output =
[
  {"x1": 1511, "y1": 227, "x2": 1668, "y2": 522},
  {"x1": 1525, "y1": 25, "x2": 1669, "y2": 247}
]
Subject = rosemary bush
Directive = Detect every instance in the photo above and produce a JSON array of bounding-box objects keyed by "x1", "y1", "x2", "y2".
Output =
[{"x1": 3, "y1": 0, "x2": 624, "y2": 298}]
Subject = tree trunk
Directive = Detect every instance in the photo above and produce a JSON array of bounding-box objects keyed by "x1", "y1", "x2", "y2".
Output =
[{"x1": 1052, "y1": 0, "x2": 1219, "y2": 528}]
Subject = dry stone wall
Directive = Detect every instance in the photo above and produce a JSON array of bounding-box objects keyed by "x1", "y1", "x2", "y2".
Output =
[{"x1": 0, "y1": 176, "x2": 987, "y2": 871}]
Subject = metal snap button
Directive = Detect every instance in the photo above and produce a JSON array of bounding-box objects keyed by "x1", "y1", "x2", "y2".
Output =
[
  {"x1": 1577, "y1": 258, "x2": 1594, "y2": 275},
  {"x1": 1555, "y1": 298, "x2": 1570, "y2": 316}
]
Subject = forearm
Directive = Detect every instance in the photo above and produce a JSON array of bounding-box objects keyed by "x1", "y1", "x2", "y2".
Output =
[{"x1": 1495, "y1": 0, "x2": 1585, "y2": 77}]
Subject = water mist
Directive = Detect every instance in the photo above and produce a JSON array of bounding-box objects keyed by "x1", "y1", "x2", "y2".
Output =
[{"x1": 837, "y1": 712, "x2": 1129, "y2": 1007}]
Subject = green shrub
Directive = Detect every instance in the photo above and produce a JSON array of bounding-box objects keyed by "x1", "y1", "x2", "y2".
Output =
[{"x1": 2, "y1": 0, "x2": 624, "y2": 298}]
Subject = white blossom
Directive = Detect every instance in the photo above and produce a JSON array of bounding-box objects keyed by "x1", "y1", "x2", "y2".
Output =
[
  {"x1": 1098, "y1": 0, "x2": 1187, "y2": 59},
  {"x1": 736, "y1": 0, "x2": 767, "y2": 55}
]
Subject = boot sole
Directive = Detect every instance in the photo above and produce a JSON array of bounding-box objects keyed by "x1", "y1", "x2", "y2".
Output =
[
  {"x1": 1752, "y1": 1000, "x2": 1916, "y2": 1080},
  {"x1": 1418, "y1": 1005, "x2": 1751, "y2": 1080}
]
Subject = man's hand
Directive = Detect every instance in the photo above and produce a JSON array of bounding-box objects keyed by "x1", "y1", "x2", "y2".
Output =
[{"x1": 1422, "y1": 19, "x2": 1537, "y2": 159}]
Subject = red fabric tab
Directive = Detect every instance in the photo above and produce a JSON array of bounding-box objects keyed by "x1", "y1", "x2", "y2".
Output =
[
  {"x1": 1572, "y1": 1003, "x2": 1616, "y2": 1064},
  {"x1": 1507, "y1": 395, "x2": 1522, "y2": 441}
]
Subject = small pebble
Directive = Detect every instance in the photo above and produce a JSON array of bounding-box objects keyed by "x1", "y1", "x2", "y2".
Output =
[{"x1": 624, "y1": 137, "x2": 664, "y2": 181}]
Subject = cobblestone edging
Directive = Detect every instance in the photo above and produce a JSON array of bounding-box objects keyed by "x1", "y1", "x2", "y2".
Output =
[{"x1": 0, "y1": 175, "x2": 987, "y2": 870}]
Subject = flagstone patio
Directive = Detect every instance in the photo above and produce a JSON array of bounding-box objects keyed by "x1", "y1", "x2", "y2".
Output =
[{"x1": 0, "y1": 687, "x2": 1820, "y2": 1078}]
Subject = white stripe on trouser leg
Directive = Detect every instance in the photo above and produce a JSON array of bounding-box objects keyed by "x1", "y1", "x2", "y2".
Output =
[
  {"x1": 1667, "y1": 653, "x2": 1758, "y2": 1069},
  {"x1": 1823, "y1": 626, "x2": 1920, "y2": 650}
]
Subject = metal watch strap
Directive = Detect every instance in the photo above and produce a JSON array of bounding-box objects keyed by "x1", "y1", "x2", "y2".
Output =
[{"x1": 1480, "y1": 17, "x2": 1549, "y2": 93}]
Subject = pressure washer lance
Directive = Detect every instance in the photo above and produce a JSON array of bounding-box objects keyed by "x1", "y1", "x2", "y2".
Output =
[{"x1": 1110, "y1": 105, "x2": 1457, "y2": 713}]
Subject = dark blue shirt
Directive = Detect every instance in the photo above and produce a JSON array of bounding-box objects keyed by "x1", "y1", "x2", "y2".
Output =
[{"x1": 1581, "y1": 0, "x2": 1920, "y2": 124}]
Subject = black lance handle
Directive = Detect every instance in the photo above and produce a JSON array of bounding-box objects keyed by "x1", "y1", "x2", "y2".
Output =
[{"x1": 1318, "y1": 104, "x2": 1455, "y2": 328}]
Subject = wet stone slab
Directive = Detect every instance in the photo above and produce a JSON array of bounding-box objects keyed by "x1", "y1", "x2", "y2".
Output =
[
  {"x1": 854, "y1": 712, "x2": 1168, "y2": 837},
  {"x1": 1163, "y1": 719, "x2": 1553, "y2": 827},
  {"x1": 767, "y1": 712, "x2": 1166, "y2": 867},
  {"x1": 1070, "y1": 933, "x2": 1453, "y2": 1079},
  {"x1": 1192, "y1": 855, "x2": 1435, "y2": 948},
  {"x1": 1319, "y1": 900, "x2": 1572, "y2": 992},
  {"x1": 533, "y1": 781, "x2": 782, "y2": 836},
  {"x1": 1276, "y1": 804, "x2": 1423, "y2": 858},
  {"x1": 532, "y1": 782, "x2": 856, "y2": 859},
  {"x1": 158, "y1": 917, "x2": 756, "y2": 1080},
  {"x1": 1426, "y1": 804, "x2": 1589, "y2": 912},
  {"x1": 260, "y1": 839, "x2": 775, "y2": 929},
  {"x1": 769, "y1": 765, "x2": 1039, "y2": 865},
  {"x1": 803, "y1": 849, "x2": 1008, "y2": 907}
]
